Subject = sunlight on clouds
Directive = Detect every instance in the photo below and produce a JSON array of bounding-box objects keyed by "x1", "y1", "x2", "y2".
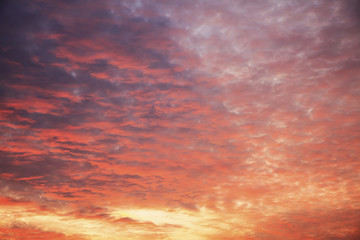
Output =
[
  {"x1": 112, "y1": 208, "x2": 199, "y2": 227},
  {"x1": 0, "y1": 204, "x2": 254, "y2": 240},
  {"x1": 110, "y1": 207, "x2": 254, "y2": 239},
  {"x1": 0, "y1": 205, "x2": 114, "y2": 240},
  {"x1": 111, "y1": 207, "x2": 217, "y2": 235}
]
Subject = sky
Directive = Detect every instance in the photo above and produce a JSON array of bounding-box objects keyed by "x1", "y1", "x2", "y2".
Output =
[{"x1": 0, "y1": 0, "x2": 360, "y2": 239}]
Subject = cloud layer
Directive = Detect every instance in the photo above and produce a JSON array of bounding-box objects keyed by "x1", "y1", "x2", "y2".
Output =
[{"x1": 1, "y1": 0, "x2": 360, "y2": 239}]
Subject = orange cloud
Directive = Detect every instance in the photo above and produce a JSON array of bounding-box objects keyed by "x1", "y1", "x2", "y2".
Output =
[{"x1": 1, "y1": 0, "x2": 359, "y2": 239}]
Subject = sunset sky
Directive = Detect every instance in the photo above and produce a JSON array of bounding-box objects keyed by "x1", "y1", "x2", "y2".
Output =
[{"x1": 1, "y1": 0, "x2": 360, "y2": 239}]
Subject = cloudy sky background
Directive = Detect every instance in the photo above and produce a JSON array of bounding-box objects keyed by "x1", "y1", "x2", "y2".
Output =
[{"x1": 1, "y1": 0, "x2": 360, "y2": 239}]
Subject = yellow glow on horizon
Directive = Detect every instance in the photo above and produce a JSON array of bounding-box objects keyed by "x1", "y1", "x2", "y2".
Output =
[
  {"x1": 110, "y1": 206, "x2": 256, "y2": 239},
  {"x1": 110, "y1": 207, "x2": 219, "y2": 239},
  {"x1": 0, "y1": 205, "x2": 137, "y2": 240},
  {"x1": 0, "y1": 203, "x2": 255, "y2": 240}
]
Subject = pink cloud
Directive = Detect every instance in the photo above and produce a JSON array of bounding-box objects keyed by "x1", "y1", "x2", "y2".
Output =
[{"x1": 0, "y1": 0, "x2": 359, "y2": 239}]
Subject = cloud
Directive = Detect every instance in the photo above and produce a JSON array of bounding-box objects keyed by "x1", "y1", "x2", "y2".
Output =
[{"x1": 0, "y1": 0, "x2": 359, "y2": 239}]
